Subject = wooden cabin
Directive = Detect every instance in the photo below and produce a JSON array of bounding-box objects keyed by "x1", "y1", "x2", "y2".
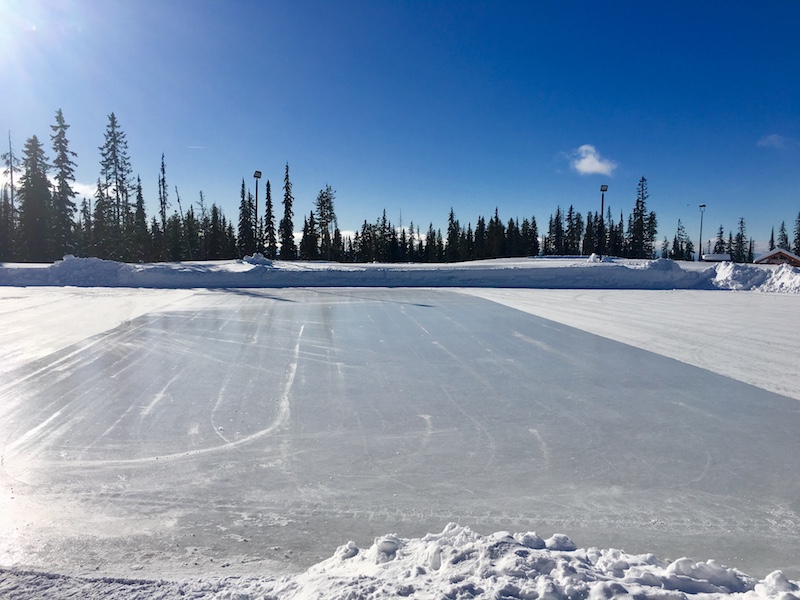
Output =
[{"x1": 753, "y1": 248, "x2": 800, "y2": 267}]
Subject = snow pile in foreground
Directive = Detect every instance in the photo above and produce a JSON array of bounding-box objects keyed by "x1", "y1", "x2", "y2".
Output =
[
  {"x1": 1, "y1": 255, "x2": 800, "y2": 292},
  {"x1": 2, "y1": 524, "x2": 798, "y2": 599}
]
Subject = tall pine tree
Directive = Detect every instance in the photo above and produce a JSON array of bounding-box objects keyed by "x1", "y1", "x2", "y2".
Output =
[
  {"x1": 18, "y1": 135, "x2": 51, "y2": 261},
  {"x1": 99, "y1": 112, "x2": 133, "y2": 257},
  {"x1": 49, "y1": 109, "x2": 77, "y2": 256},
  {"x1": 279, "y1": 163, "x2": 296, "y2": 259},
  {"x1": 263, "y1": 180, "x2": 277, "y2": 259}
]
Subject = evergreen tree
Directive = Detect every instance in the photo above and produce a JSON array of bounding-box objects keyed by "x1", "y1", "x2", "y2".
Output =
[
  {"x1": 768, "y1": 227, "x2": 776, "y2": 251},
  {"x1": 165, "y1": 212, "x2": 184, "y2": 260},
  {"x1": 314, "y1": 184, "x2": 337, "y2": 260},
  {"x1": 777, "y1": 221, "x2": 790, "y2": 250},
  {"x1": 669, "y1": 219, "x2": 693, "y2": 260},
  {"x1": 196, "y1": 191, "x2": 211, "y2": 260},
  {"x1": 582, "y1": 212, "x2": 596, "y2": 256},
  {"x1": 92, "y1": 179, "x2": 113, "y2": 258},
  {"x1": 132, "y1": 176, "x2": 150, "y2": 261},
  {"x1": 487, "y1": 208, "x2": 505, "y2": 257},
  {"x1": 18, "y1": 135, "x2": 51, "y2": 261},
  {"x1": 299, "y1": 211, "x2": 320, "y2": 260},
  {"x1": 208, "y1": 203, "x2": 224, "y2": 259},
  {"x1": 565, "y1": 205, "x2": 582, "y2": 254},
  {"x1": 473, "y1": 216, "x2": 487, "y2": 259},
  {"x1": 713, "y1": 225, "x2": 726, "y2": 254},
  {"x1": 733, "y1": 217, "x2": 747, "y2": 262},
  {"x1": 184, "y1": 205, "x2": 200, "y2": 260},
  {"x1": 547, "y1": 206, "x2": 565, "y2": 255},
  {"x1": 224, "y1": 218, "x2": 237, "y2": 258},
  {"x1": 529, "y1": 215, "x2": 540, "y2": 256},
  {"x1": 2, "y1": 132, "x2": 21, "y2": 245},
  {"x1": 49, "y1": 109, "x2": 77, "y2": 256},
  {"x1": 279, "y1": 163, "x2": 296, "y2": 259},
  {"x1": 445, "y1": 207, "x2": 460, "y2": 262},
  {"x1": 0, "y1": 186, "x2": 14, "y2": 260},
  {"x1": 74, "y1": 197, "x2": 92, "y2": 257},
  {"x1": 237, "y1": 178, "x2": 255, "y2": 257},
  {"x1": 99, "y1": 113, "x2": 132, "y2": 253},
  {"x1": 794, "y1": 212, "x2": 800, "y2": 255},
  {"x1": 263, "y1": 180, "x2": 277, "y2": 259},
  {"x1": 628, "y1": 176, "x2": 657, "y2": 258},
  {"x1": 158, "y1": 153, "x2": 169, "y2": 255}
]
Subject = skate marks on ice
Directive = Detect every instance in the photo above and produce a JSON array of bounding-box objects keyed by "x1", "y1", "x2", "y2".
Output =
[{"x1": 0, "y1": 288, "x2": 799, "y2": 578}]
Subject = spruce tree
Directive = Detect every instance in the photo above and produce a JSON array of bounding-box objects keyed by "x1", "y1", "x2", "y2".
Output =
[
  {"x1": 777, "y1": 221, "x2": 790, "y2": 250},
  {"x1": 264, "y1": 180, "x2": 277, "y2": 259},
  {"x1": 92, "y1": 179, "x2": 113, "y2": 258},
  {"x1": 0, "y1": 186, "x2": 13, "y2": 260},
  {"x1": 314, "y1": 184, "x2": 337, "y2": 260},
  {"x1": 158, "y1": 153, "x2": 169, "y2": 249},
  {"x1": 74, "y1": 197, "x2": 92, "y2": 257},
  {"x1": 445, "y1": 207, "x2": 460, "y2": 262},
  {"x1": 529, "y1": 215, "x2": 539, "y2": 256},
  {"x1": 713, "y1": 225, "x2": 726, "y2": 254},
  {"x1": 2, "y1": 132, "x2": 21, "y2": 244},
  {"x1": 132, "y1": 176, "x2": 150, "y2": 261},
  {"x1": 185, "y1": 206, "x2": 200, "y2": 260},
  {"x1": 473, "y1": 216, "x2": 486, "y2": 259},
  {"x1": 237, "y1": 178, "x2": 255, "y2": 257},
  {"x1": 299, "y1": 211, "x2": 319, "y2": 260},
  {"x1": 769, "y1": 227, "x2": 776, "y2": 251},
  {"x1": 50, "y1": 109, "x2": 77, "y2": 256},
  {"x1": 794, "y1": 212, "x2": 800, "y2": 255},
  {"x1": 733, "y1": 217, "x2": 747, "y2": 262},
  {"x1": 279, "y1": 163, "x2": 296, "y2": 259},
  {"x1": 18, "y1": 135, "x2": 51, "y2": 261},
  {"x1": 628, "y1": 176, "x2": 656, "y2": 258},
  {"x1": 99, "y1": 113, "x2": 133, "y2": 254},
  {"x1": 209, "y1": 203, "x2": 224, "y2": 259}
]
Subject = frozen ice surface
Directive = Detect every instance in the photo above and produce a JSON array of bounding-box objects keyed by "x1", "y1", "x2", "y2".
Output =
[{"x1": 2, "y1": 287, "x2": 800, "y2": 594}]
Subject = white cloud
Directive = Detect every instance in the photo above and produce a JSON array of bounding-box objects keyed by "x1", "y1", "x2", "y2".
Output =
[
  {"x1": 757, "y1": 133, "x2": 799, "y2": 149},
  {"x1": 569, "y1": 144, "x2": 617, "y2": 176},
  {"x1": 72, "y1": 181, "x2": 97, "y2": 199}
]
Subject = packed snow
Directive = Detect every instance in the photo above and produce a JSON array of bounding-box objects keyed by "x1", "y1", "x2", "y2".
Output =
[
  {"x1": 1, "y1": 254, "x2": 800, "y2": 292},
  {"x1": 1, "y1": 256, "x2": 799, "y2": 599}
]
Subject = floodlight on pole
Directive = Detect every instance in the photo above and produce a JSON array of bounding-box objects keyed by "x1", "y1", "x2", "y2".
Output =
[
  {"x1": 698, "y1": 203, "x2": 706, "y2": 261},
  {"x1": 599, "y1": 185, "x2": 608, "y2": 260},
  {"x1": 254, "y1": 170, "x2": 262, "y2": 252}
]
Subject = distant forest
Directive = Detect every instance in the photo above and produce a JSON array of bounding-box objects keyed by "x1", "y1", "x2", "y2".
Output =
[{"x1": 2, "y1": 110, "x2": 797, "y2": 264}]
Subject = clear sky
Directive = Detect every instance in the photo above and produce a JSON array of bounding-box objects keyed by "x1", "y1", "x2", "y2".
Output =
[{"x1": 2, "y1": 0, "x2": 799, "y2": 251}]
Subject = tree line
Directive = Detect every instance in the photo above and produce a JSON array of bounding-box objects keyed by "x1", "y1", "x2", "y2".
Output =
[{"x1": 3, "y1": 109, "x2": 794, "y2": 265}]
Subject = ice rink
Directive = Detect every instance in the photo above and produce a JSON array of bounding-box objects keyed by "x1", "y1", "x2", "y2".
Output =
[{"x1": 1, "y1": 288, "x2": 799, "y2": 579}]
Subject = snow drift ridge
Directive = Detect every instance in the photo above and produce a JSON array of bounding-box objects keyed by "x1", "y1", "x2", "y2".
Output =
[{"x1": 1, "y1": 255, "x2": 798, "y2": 292}]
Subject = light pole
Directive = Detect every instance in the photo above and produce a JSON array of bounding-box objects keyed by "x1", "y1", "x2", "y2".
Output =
[
  {"x1": 698, "y1": 203, "x2": 706, "y2": 261},
  {"x1": 253, "y1": 170, "x2": 262, "y2": 252},
  {"x1": 599, "y1": 185, "x2": 608, "y2": 260}
]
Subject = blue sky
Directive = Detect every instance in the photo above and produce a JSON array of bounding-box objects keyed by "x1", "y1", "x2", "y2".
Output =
[{"x1": 2, "y1": 0, "x2": 799, "y2": 251}]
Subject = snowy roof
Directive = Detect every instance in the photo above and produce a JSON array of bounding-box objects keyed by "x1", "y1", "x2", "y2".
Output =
[{"x1": 754, "y1": 248, "x2": 800, "y2": 265}]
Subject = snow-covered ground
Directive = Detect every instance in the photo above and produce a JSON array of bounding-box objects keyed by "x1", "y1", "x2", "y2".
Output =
[{"x1": 1, "y1": 256, "x2": 799, "y2": 599}]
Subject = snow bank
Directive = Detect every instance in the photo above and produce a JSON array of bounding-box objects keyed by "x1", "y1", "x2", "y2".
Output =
[
  {"x1": 712, "y1": 262, "x2": 800, "y2": 293},
  {"x1": 2, "y1": 255, "x2": 799, "y2": 292},
  {"x1": 2, "y1": 524, "x2": 797, "y2": 599}
]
